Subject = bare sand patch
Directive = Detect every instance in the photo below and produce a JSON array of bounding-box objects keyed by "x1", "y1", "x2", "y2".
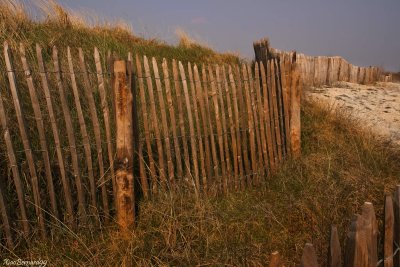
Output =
[{"x1": 306, "y1": 82, "x2": 400, "y2": 146}]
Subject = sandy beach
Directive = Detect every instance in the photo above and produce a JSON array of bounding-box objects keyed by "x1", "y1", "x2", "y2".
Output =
[{"x1": 307, "y1": 82, "x2": 400, "y2": 146}]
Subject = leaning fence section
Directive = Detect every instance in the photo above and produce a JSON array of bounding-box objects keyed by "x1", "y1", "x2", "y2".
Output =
[
  {"x1": 268, "y1": 185, "x2": 400, "y2": 267},
  {"x1": 0, "y1": 42, "x2": 301, "y2": 248}
]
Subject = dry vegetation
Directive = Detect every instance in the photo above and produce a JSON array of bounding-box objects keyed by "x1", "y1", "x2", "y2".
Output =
[
  {"x1": 1, "y1": 0, "x2": 399, "y2": 266},
  {"x1": 2, "y1": 99, "x2": 399, "y2": 266},
  {"x1": 0, "y1": 0, "x2": 240, "y2": 65}
]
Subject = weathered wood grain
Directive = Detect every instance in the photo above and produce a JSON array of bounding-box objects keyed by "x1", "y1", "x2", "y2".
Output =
[
  {"x1": 113, "y1": 60, "x2": 135, "y2": 229},
  {"x1": 144, "y1": 56, "x2": 166, "y2": 190},
  {"x1": 20, "y1": 43, "x2": 58, "y2": 221},
  {"x1": 53, "y1": 46, "x2": 86, "y2": 223},
  {"x1": 78, "y1": 48, "x2": 109, "y2": 221},
  {"x1": 36, "y1": 44, "x2": 74, "y2": 228},
  {"x1": 4, "y1": 42, "x2": 46, "y2": 237}
]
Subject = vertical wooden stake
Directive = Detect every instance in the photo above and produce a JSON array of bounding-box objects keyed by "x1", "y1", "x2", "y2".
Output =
[
  {"x1": 201, "y1": 65, "x2": 220, "y2": 190},
  {"x1": 78, "y1": 48, "x2": 109, "y2": 221},
  {"x1": 228, "y1": 66, "x2": 244, "y2": 189},
  {"x1": 20, "y1": 43, "x2": 58, "y2": 221},
  {"x1": 67, "y1": 47, "x2": 97, "y2": 217},
  {"x1": 328, "y1": 225, "x2": 342, "y2": 267},
  {"x1": 162, "y1": 59, "x2": 183, "y2": 182},
  {"x1": 180, "y1": 61, "x2": 200, "y2": 194},
  {"x1": 0, "y1": 181, "x2": 13, "y2": 248},
  {"x1": 361, "y1": 202, "x2": 378, "y2": 267},
  {"x1": 300, "y1": 243, "x2": 319, "y2": 267},
  {"x1": 384, "y1": 195, "x2": 394, "y2": 267},
  {"x1": 114, "y1": 60, "x2": 135, "y2": 229},
  {"x1": 4, "y1": 42, "x2": 46, "y2": 238},
  {"x1": 36, "y1": 44, "x2": 74, "y2": 228},
  {"x1": 268, "y1": 251, "x2": 283, "y2": 267},
  {"x1": 0, "y1": 90, "x2": 28, "y2": 238},
  {"x1": 94, "y1": 47, "x2": 117, "y2": 202},
  {"x1": 136, "y1": 54, "x2": 156, "y2": 194},
  {"x1": 394, "y1": 185, "x2": 400, "y2": 267},
  {"x1": 53, "y1": 46, "x2": 86, "y2": 224},
  {"x1": 290, "y1": 63, "x2": 302, "y2": 158},
  {"x1": 209, "y1": 65, "x2": 227, "y2": 193}
]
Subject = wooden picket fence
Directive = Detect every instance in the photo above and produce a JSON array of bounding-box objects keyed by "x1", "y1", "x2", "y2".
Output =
[
  {"x1": 254, "y1": 38, "x2": 390, "y2": 87},
  {"x1": 268, "y1": 185, "x2": 400, "y2": 267},
  {"x1": 0, "y1": 42, "x2": 301, "y2": 248}
]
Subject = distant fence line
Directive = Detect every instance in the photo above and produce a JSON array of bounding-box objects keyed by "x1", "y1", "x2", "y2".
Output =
[
  {"x1": 254, "y1": 39, "x2": 392, "y2": 87},
  {"x1": 0, "y1": 41, "x2": 301, "y2": 247},
  {"x1": 268, "y1": 185, "x2": 400, "y2": 267}
]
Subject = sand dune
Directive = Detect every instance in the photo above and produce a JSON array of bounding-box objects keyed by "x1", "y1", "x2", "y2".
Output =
[{"x1": 307, "y1": 82, "x2": 400, "y2": 146}]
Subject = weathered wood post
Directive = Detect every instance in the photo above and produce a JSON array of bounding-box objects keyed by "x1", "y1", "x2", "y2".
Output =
[
  {"x1": 113, "y1": 60, "x2": 135, "y2": 229},
  {"x1": 290, "y1": 60, "x2": 302, "y2": 158}
]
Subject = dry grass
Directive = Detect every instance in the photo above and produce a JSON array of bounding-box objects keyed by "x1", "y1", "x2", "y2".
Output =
[
  {"x1": 2, "y1": 99, "x2": 398, "y2": 266},
  {"x1": 0, "y1": 0, "x2": 240, "y2": 65}
]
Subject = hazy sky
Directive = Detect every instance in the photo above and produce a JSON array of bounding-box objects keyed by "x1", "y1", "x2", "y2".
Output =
[{"x1": 58, "y1": 0, "x2": 400, "y2": 71}]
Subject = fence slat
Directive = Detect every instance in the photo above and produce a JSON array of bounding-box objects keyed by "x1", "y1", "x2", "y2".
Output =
[
  {"x1": 94, "y1": 47, "x2": 117, "y2": 201},
  {"x1": 228, "y1": 66, "x2": 244, "y2": 189},
  {"x1": 127, "y1": 53, "x2": 140, "y2": 156},
  {"x1": 0, "y1": 91, "x2": 29, "y2": 237},
  {"x1": 253, "y1": 63, "x2": 269, "y2": 175},
  {"x1": 78, "y1": 48, "x2": 109, "y2": 221},
  {"x1": 248, "y1": 64, "x2": 264, "y2": 185},
  {"x1": 361, "y1": 202, "x2": 378, "y2": 267},
  {"x1": 152, "y1": 57, "x2": 175, "y2": 187},
  {"x1": 201, "y1": 65, "x2": 220, "y2": 191},
  {"x1": 222, "y1": 66, "x2": 238, "y2": 189},
  {"x1": 280, "y1": 56, "x2": 292, "y2": 159},
  {"x1": 179, "y1": 61, "x2": 200, "y2": 194},
  {"x1": 384, "y1": 195, "x2": 394, "y2": 267},
  {"x1": 216, "y1": 65, "x2": 232, "y2": 188},
  {"x1": 209, "y1": 65, "x2": 228, "y2": 193},
  {"x1": 130, "y1": 56, "x2": 149, "y2": 199},
  {"x1": 67, "y1": 47, "x2": 97, "y2": 214},
  {"x1": 241, "y1": 64, "x2": 257, "y2": 186},
  {"x1": 0, "y1": 181, "x2": 13, "y2": 248},
  {"x1": 270, "y1": 60, "x2": 283, "y2": 164},
  {"x1": 4, "y1": 42, "x2": 46, "y2": 238},
  {"x1": 328, "y1": 226, "x2": 342, "y2": 267},
  {"x1": 144, "y1": 56, "x2": 166, "y2": 190},
  {"x1": 173, "y1": 59, "x2": 190, "y2": 179},
  {"x1": 162, "y1": 59, "x2": 183, "y2": 182},
  {"x1": 260, "y1": 62, "x2": 276, "y2": 172},
  {"x1": 113, "y1": 60, "x2": 135, "y2": 229},
  {"x1": 136, "y1": 54, "x2": 156, "y2": 194},
  {"x1": 194, "y1": 65, "x2": 211, "y2": 191},
  {"x1": 275, "y1": 59, "x2": 286, "y2": 158},
  {"x1": 266, "y1": 60, "x2": 278, "y2": 167},
  {"x1": 290, "y1": 63, "x2": 301, "y2": 158},
  {"x1": 53, "y1": 46, "x2": 86, "y2": 223},
  {"x1": 300, "y1": 243, "x2": 319, "y2": 267},
  {"x1": 394, "y1": 185, "x2": 400, "y2": 267},
  {"x1": 36, "y1": 44, "x2": 74, "y2": 227},
  {"x1": 20, "y1": 43, "x2": 58, "y2": 221},
  {"x1": 234, "y1": 65, "x2": 250, "y2": 188},
  {"x1": 188, "y1": 63, "x2": 205, "y2": 192},
  {"x1": 268, "y1": 251, "x2": 282, "y2": 267},
  {"x1": 344, "y1": 215, "x2": 368, "y2": 267}
]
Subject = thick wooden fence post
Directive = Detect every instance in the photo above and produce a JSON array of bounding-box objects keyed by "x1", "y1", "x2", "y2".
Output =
[{"x1": 114, "y1": 60, "x2": 135, "y2": 229}]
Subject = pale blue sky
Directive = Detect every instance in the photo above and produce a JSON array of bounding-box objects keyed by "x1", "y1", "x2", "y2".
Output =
[{"x1": 58, "y1": 0, "x2": 400, "y2": 71}]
